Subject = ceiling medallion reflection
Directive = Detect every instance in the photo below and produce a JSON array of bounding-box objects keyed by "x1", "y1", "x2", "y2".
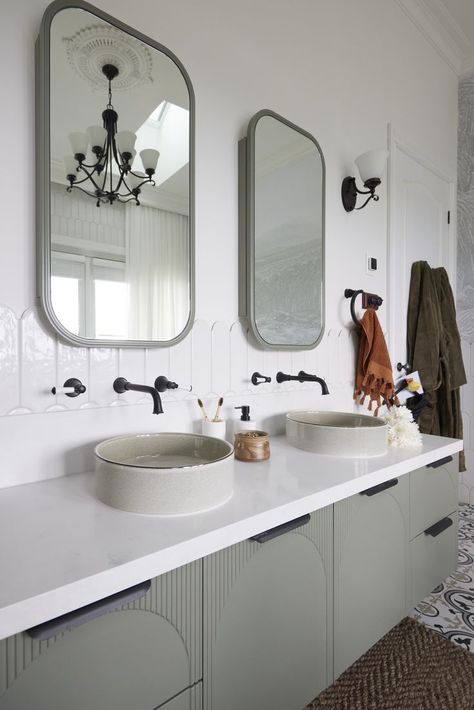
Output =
[{"x1": 63, "y1": 24, "x2": 154, "y2": 91}]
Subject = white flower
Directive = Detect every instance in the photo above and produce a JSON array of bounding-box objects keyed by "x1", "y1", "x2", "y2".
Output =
[{"x1": 383, "y1": 406, "x2": 422, "y2": 448}]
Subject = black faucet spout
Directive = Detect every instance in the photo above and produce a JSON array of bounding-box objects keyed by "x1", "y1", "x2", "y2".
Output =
[
  {"x1": 113, "y1": 377, "x2": 163, "y2": 414},
  {"x1": 298, "y1": 371, "x2": 330, "y2": 395},
  {"x1": 275, "y1": 370, "x2": 330, "y2": 395}
]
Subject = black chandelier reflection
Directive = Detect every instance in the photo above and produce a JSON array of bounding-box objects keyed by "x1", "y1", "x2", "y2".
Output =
[{"x1": 65, "y1": 64, "x2": 159, "y2": 207}]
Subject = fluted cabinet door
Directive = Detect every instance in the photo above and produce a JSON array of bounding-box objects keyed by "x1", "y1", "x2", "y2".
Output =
[
  {"x1": 333, "y1": 476, "x2": 410, "y2": 678},
  {"x1": 0, "y1": 562, "x2": 202, "y2": 710},
  {"x1": 203, "y1": 507, "x2": 333, "y2": 710}
]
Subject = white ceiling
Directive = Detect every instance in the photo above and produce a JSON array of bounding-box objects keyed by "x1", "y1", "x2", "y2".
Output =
[{"x1": 396, "y1": 0, "x2": 474, "y2": 75}]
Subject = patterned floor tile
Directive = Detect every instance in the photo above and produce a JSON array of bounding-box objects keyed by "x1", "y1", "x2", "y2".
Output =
[{"x1": 411, "y1": 503, "x2": 474, "y2": 652}]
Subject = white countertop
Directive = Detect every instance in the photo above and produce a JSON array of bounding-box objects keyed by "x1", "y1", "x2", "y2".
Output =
[{"x1": 0, "y1": 434, "x2": 462, "y2": 640}]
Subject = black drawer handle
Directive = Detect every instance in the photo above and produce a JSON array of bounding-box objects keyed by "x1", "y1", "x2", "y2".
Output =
[
  {"x1": 424, "y1": 516, "x2": 453, "y2": 537},
  {"x1": 427, "y1": 456, "x2": 453, "y2": 469},
  {"x1": 360, "y1": 478, "x2": 398, "y2": 497},
  {"x1": 27, "y1": 580, "x2": 151, "y2": 641},
  {"x1": 250, "y1": 514, "x2": 311, "y2": 543}
]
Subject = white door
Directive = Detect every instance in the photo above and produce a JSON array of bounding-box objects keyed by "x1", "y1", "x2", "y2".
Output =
[{"x1": 388, "y1": 129, "x2": 455, "y2": 367}]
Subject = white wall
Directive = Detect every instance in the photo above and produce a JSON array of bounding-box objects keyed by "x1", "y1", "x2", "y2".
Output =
[{"x1": 0, "y1": 0, "x2": 458, "y2": 487}]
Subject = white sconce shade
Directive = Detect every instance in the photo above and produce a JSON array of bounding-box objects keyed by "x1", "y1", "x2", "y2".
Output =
[
  {"x1": 68, "y1": 132, "x2": 89, "y2": 158},
  {"x1": 140, "y1": 148, "x2": 160, "y2": 173},
  {"x1": 117, "y1": 131, "x2": 137, "y2": 156},
  {"x1": 87, "y1": 125, "x2": 106, "y2": 151},
  {"x1": 64, "y1": 156, "x2": 78, "y2": 177},
  {"x1": 355, "y1": 149, "x2": 388, "y2": 183}
]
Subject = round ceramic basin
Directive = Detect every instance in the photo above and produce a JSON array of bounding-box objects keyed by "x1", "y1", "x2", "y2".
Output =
[
  {"x1": 286, "y1": 411, "x2": 387, "y2": 458},
  {"x1": 95, "y1": 433, "x2": 234, "y2": 515}
]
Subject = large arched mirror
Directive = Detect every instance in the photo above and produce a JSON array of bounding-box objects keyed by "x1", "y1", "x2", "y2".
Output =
[
  {"x1": 239, "y1": 110, "x2": 325, "y2": 349},
  {"x1": 37, "y1": 0, "x2": 194, "y2": 346}
]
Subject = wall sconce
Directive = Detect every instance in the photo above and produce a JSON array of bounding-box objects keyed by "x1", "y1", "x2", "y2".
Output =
[{"x1": 341, "y1": 149, "x2": 389, "y2": 212}]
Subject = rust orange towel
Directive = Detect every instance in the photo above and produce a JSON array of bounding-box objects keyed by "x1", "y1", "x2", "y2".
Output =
[{"x1": 354, "y1": 308, "x2": 396, "y2": 416}]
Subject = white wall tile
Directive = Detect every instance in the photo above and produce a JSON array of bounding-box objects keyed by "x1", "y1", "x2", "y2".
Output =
[
  {"x1": 0, "y1": 305, "x2": 19, "y2": 415},
  {"x1": 229, "y1": 321, "x2": 248, "y2": 394},
  {"x1": 145, "y1": 345, "x2": 170, "y2": 389},
  {"x1": 89, "y1": 348, "x2": 118, "y2": 406},
  {"x1": 211, "y1": 321, "x2": 230, "y2": 395},
  {"x1": 168, "y1": 330, "x2": 192, "y2": 401},
  {"x1": 20, "y1": 308, "x2": 56, "y2": 413},
  {"x1": 117, "y1": 349, "x2": 147, "y2": 404},
  {"x1": 56, "y1": 341, "x2": 89, "y2": 410},
  {"x1": 191, "y1": 320, "x2": 211, "y2": 398}
]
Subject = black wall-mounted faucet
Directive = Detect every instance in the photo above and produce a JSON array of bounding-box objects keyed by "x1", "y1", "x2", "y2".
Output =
[
  {"x1": 113, "y1": 377, "x2": 163, "y2": 414},
  {"x1": 276, "y1": 370, "x2": 329, "y2": 395}
]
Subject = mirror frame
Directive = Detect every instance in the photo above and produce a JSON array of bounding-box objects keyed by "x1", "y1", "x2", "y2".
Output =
[
  {"x1": 239, "y1": 109, "x2": 325, "y2": 350},
  {"x1": 36, "y1": 0, "x2": 195, "y2": 347}
]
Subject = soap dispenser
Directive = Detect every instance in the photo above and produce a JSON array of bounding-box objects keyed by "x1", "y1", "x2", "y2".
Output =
[{"x1": 234, "y1": 405, "x2": 256, "y2": 434}]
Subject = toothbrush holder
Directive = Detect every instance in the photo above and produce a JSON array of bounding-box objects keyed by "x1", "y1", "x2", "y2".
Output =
[{"x1": 201, "y1": 420, "x2": 227, "y2": 440}]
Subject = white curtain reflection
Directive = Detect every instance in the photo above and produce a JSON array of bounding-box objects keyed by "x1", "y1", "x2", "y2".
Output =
[{"x1": 125, "y1": 205, "x2": 189, "y2": 340}]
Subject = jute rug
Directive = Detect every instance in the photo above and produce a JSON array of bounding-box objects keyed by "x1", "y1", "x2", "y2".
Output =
[{"x1": 305, "y1": 617, "x2": 474, "y2": 710}]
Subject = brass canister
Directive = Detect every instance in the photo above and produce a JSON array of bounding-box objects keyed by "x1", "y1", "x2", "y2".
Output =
[{"x1": 234, "y1": 430, "x2": 270, "y2": 462}]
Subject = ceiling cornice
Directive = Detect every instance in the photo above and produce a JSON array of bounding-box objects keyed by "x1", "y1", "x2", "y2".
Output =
[{"x1": 394, "y1": 0, "x2": 472, "y2": 75}]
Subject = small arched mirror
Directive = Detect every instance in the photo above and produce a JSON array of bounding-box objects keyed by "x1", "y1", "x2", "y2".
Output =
[
  {"x1": 239, "y1": 110, "x2": 325, "y2": 349},
  {"x1": 37, "y1": 0, "x2": 194, "y2": 346}
]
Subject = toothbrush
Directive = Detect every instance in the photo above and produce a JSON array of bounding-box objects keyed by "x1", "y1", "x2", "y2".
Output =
[
  {"x1": 213, "y1": 397, "x2": 224, "y2": 422},
  {"x1": 197, "y1": 398, "x2": 209, "y2": 421}
]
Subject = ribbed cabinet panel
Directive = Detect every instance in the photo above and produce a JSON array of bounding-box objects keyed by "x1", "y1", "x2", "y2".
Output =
[
  {"x1": 333, "y1": 476, "x2": 410, "y2": 678},
  {"x1": 203, "y1": 506, "x2": 333, "y2": 710},
  {"x1": 0, "y1": 561, "x2": 202, "y2": 708}
]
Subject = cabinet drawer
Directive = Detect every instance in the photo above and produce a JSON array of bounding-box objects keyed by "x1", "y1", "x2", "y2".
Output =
[
  {"x1": 0, "y1": 563, "x2": 202, "y2": 710},
  {"x1": 410, "y1": 454, "x2": 458, "y2": 539},
  {"x1": 410, "y1": 511, "x2": 458, "y2": 608}
]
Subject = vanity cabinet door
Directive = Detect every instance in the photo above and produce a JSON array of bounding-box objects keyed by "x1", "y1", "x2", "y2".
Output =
[
  {"x1": 410, "y1": 511, "x2": 458, "y2": 607},
  {"x1": 203, "y1": 507, "x2": 333, "y2": 710},
  {"x1": 0, "y1": 562, "x2": 201, "y2": 710},
  {"x1": 333, "y1": 475, "x2": 410, "y2": 678},
  {"x1": 409, "y1": 454, "x2": 458, "y2": 539}
]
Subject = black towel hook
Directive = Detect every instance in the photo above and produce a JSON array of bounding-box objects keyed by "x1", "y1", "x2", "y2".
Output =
[{"x1": 344, "y1": 288, "x2": 383, "y2": 326}]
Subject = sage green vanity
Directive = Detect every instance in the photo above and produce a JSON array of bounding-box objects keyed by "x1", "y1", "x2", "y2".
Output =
[{"x1": 0, "y1": 454, "x2": 459, "y2": 710}]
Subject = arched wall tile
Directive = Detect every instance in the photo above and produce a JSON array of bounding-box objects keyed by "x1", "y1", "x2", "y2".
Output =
[
  {"x1": 20, "y1": 307, "x2": 56, "y2": 413},
  {"x1": 211, "y1": 321, "x2": 230, "y2": 395},
  {"x1": 56, "y1": 341, "x2": 89, "y2": 410},
  {"x1": 191, "y1": 320, "x2": 211, "y2": 397},
  {"x1": 117, "y1": 349, "x2": 147, "y2": 404},
  {"x1": 145, "y1": 345, "x2": 171, "y2": 389},
  {"x1": 168, "y1": 330, "x2": 192, "y2": 400},
  {"x1": 247, "y1": 338, "x2": 265, "y2": 395},
  {"x1": 327, "y1": 330, "x2": 341, "y2": 386},
  {"x1": 276, "y1": 350, "x2": 293, "y2": 392},
  {"x1": 229, "y1": 321, "x2": 248, "y2": 394},
  {"x1": 0, "y1": 305, "x2": 19, "y2": 416},
  {"x1": 88, "y1": 347, "x2": 119, "y2": 406},
  {"x1": 263, "y1": 348, "x2": 279, "y2": 393},
  {"x1": 289, "y1": 350, "x2": 307, "y2": 387}
]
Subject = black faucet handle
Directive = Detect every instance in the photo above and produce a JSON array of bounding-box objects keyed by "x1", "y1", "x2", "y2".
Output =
[
  {"x1": 155, "y1": 376, "x2": 179, "y2": 392},
  {"x1": 113, "y1": 377, "x2": 129, "y2": 394}
]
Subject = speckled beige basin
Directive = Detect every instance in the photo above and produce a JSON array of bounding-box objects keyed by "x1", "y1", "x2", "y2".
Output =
[
  {"x1": 95, "y1": 433, "x2": 234, "y2": 515},
  {"x1": 286, "y1": 411, "x2": 387, "y2": 458}
]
